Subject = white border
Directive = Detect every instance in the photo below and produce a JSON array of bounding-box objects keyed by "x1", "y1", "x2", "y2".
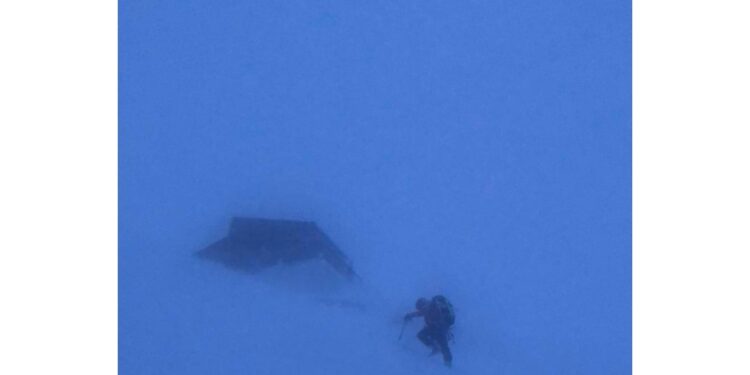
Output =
[
  {"x1": 0, "y1": 1, "x2": 117, "y2": 374},
  {"x1": 634, "y1": 0, "x2": 750, "y2": 373}
]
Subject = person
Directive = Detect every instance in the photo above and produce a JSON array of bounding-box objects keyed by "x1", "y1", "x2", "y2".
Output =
[{"x1": 404, "y1": 295, "x2": 454, "y2": 367}]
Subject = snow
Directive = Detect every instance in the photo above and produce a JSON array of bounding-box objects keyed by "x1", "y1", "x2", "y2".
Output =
[
  {"x1": 119, "y1": 208, "x2": 626, "y2": 374},
  {"x1": 120, "y1": 256, "x2": 513, "y2": 374}
]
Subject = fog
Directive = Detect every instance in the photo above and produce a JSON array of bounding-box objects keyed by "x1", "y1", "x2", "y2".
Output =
[{"x1": 120, "y1": 1, "x2": 630, "y2": 373}]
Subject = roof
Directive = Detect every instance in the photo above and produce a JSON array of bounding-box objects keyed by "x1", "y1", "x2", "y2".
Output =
[{"x1": 198, "y1": 217, "x2": 357, "y2": 280}]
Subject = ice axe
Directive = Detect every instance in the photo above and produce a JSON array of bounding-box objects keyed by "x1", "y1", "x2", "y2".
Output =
[{"x1": 398, "y1": 319, "x2": 408, "y2": 341}]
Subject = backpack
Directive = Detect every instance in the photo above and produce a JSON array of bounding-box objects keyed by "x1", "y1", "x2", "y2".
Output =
[{"x1": 432, "y1": 295, "x2": 455, "y2": 327}]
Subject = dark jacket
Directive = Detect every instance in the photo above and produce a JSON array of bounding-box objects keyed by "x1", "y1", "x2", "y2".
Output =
[{"x1": 405, "y1": 301, "x2": 445, "y2": 328}]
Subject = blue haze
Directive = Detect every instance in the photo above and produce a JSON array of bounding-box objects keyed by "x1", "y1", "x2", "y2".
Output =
[{"x1": 120, "y1": 1, "x2": 631, "y2": 374}]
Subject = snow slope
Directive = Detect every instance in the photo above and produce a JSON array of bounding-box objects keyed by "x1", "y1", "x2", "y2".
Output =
[
  {"x1": 119, "y1": 204, "x2": 627, "y2": 374},
  {"x1": 120, "y1": 250, "x2": 519, "y2": 374}
]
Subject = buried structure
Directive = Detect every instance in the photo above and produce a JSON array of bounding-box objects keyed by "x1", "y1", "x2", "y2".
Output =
[{"x1": 198, "y1": 217, "x2": 358, "y2": 280}]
